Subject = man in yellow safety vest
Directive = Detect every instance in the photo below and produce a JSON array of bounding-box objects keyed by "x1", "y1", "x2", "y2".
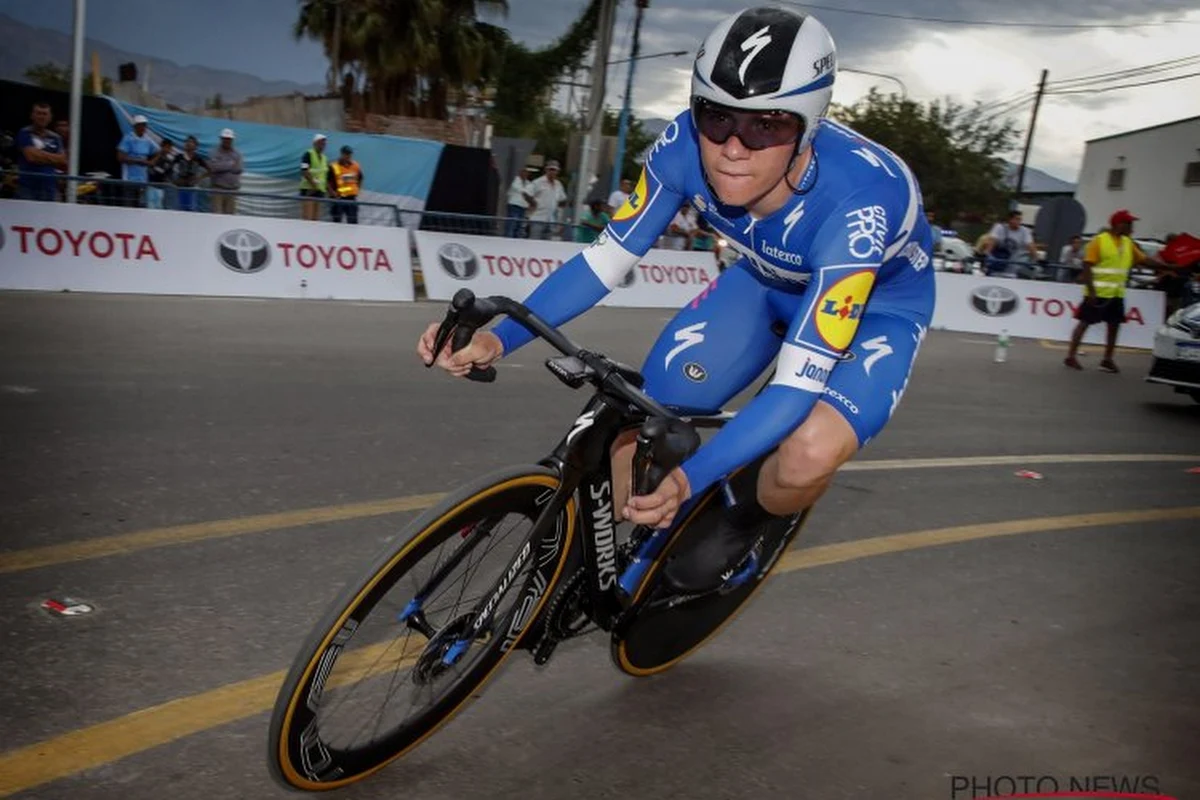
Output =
[
  {"x1": 328, "y1": 145, "x2": 363, "y2": 225},
  {"x1": 1064, "y1": 209, "x2": 1163, "y2": 373},
  {"x1": 300, "y1": 134, "x2": 329, "y2": 221}
]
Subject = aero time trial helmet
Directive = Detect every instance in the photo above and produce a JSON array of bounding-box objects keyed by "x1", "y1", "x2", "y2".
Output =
[{"x1": 691, "y1": 6, "x2": 837, "y2": 154}]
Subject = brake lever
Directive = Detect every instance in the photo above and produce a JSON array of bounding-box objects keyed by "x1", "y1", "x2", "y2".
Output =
[{"x1": 426, "y1": 315, "x2": 458, "y2": 369}]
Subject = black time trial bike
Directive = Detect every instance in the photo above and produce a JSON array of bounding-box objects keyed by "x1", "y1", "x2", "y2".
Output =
[{"x1": 267, "y1": 289, "x2": 810, "y2": 791}]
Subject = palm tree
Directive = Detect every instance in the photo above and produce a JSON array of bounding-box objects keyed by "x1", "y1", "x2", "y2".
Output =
[{"x1": 295, "y1": 0, "x2": 508, "y2": 119}]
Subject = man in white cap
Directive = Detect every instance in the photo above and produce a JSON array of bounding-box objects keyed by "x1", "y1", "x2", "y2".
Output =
[
  {"x1": 300, "y1": 133, "x2": 329, "y2": 221},
  {"x1": 116, "y1": 113, "x2": 159, "y2": 207},
  {"x1": 527, "y1": 159, "x2": 567, "y2": 240},
  {"x1": 208, "y1": 127, "x2": 243, "y2": 215}
]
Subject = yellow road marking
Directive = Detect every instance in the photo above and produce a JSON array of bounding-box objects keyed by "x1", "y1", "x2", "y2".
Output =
[
  {"x1": 1037, "y1": 339, "x2": 1148, "y2": 354},
  {"x1": 0, "y1": 493, "x2": 444, "y2": 575},
  {"x1": 1, "y1": 454, "x2": 1196, "y2": 575},
  {"x1": 2, "y1": 504, "x2": 1198, "y2": 797}
]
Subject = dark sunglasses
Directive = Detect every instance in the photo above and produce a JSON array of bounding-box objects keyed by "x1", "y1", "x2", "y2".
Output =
[{"x1": 692, "y1": 98, "x2": 804, "y2": 151}]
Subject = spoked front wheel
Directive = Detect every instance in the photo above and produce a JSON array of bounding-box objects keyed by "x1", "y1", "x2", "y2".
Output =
[{"x1": 268, "y1": 466, "x2": 575, "y2": 791}]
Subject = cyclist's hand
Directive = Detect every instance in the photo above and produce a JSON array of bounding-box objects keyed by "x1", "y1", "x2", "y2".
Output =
[
  {"x1": 417, "y1": 323, "x2": 504, "y2": 378},
  {"x1": 623, "y1": 468, "x2": 691, "y2": 529}
]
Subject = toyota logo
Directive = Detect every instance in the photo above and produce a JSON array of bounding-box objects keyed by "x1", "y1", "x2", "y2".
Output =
[
  {"x1": 216, "y1": 229, "x2": 270, "y2": 274},
  {"x1": 970, "y1": 285, "x2": 1019, "y2": 317},
  {"x1": 437, "y1": 242, "x2": 478, "y2": 280}
]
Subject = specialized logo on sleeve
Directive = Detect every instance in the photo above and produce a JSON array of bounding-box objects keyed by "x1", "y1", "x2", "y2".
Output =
[
  {"x1": 612, "y1": 169, "x2": 649, "y2": 223},
  {"x1": 816, "y1": 270, "x2": 875, "y2": 351}
]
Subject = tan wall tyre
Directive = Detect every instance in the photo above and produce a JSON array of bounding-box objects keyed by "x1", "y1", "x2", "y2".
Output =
[
  {"x1": 267, "y1": 466, "x2": 575, "y2": 791},
  {"x1": 612, "y1": 501, "x2": 809, "y2": 678}
]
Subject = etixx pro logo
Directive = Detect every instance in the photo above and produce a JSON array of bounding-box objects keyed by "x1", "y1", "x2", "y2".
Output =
[
  {"x1": 971, "y1": 285, "x2": 1019, "y2": 317},
  {"x1": 216, "y1": 229, "x2": 270, "y2": 274},
  {"x1": 437, "y1": 242, "x2": 479, "y2": 280},
  {"x1": 816, "y1": 270, "x2": 875, "y2": 351}
]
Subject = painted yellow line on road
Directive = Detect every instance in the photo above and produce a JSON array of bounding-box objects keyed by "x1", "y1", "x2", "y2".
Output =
[
  {"x1": 2, "y1": 454, "x2": 1196, "y2": 575},
  {"x1": 841, "y1": 453, "x2": 1199, "y2": 472},
  {"x1": 2, "y1": 504, "x2": 1198, "y2": 797},
  {"x1": 774, "y1": 505, "x2": 1200, "y2": 573},
  {"x1": 0, "y1": 493, "x2": 444, "y2": 575},
  {"x1": 1037, "y1": 339, "x2": 1148, "y2": 354},
  {"x1": 0, "y1": 639, "x2": 426, "y2": 799}
]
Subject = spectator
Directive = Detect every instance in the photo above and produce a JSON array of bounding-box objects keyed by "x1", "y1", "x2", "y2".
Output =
[
  {"x1": 146, "y1": 139, "x2": 180, "y2": 210},
  {"x1": 927, "y1": 210, "x2": 943, "y2": 252},
  {"x1": 300, "y1": 133, "x2": 329, "y2": 221},
  {"x1": 328, "y1": 145, "x2": 363, "y2": 224},
  {"x1": 980, "y1": 210, "x2": 1038, "y2": 275},
  {"x1": 528, "y1": 160, "x2": 567, "y2": 240},
  {"x1": 174, "y1": 135, "x2": 208, "y2": 212},
  {"x1": 208, "y1": 128, "x2": 243, "y2": 215},
  {"x1": 692, "y1": 216, "x2": 716, "y2": 251},
  {"x1": 575, "y1": 198, "x2": 609, "y2": 244},
  {"x1": 663, "y1": 203, "x2": 697, "y2": 250},
  {"x1": 1057, "y1": 234, "x2": 1084, "y2": 283},
  {"x1": 15, "y1": 101, "x2": 67, "y2": 202},
  {"x1": 505, "y1": 166, "x2": 536, "y2": 238},
  {"x1": 608, "y1": 177, "x2": 632, "y2": 215},
  {"x1": 116, "y1": 114, "x2": 159, "y2": 207},
  {"x1": 1063, "y1": 210, "x2": 1165, "y2": 373}
]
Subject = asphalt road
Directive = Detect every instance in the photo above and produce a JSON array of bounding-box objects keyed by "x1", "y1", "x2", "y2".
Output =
[{"x1": 0, "y1": 291, "x2": 1197, "y2": 800}]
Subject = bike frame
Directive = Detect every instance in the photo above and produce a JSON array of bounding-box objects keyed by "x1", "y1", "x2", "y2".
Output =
[{"x1": 414, "y1": 290, "x2": 732, "y2": 660}]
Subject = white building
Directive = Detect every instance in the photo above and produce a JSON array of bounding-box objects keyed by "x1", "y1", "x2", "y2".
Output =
[{"x1": 1074, "y1": 115, "x2": 1200, "y2": 240}]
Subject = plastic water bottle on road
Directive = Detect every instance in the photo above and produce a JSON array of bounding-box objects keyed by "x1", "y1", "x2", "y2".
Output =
[{"x1": 994, "y1": 329, "x2": 1010, "y2": 363}]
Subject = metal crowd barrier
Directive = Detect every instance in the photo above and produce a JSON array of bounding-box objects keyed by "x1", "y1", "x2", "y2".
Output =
[{"x1": 6, "y1": 173, "x2": 403, "y2": 228}]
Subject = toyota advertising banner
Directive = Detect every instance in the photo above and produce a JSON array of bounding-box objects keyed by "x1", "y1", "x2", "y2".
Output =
[
  {"x1": 413, "y1": 230, "x2": 720, "y2": 309},
  {"x1": 0, "y1": 200, "x2": 414, "y2": 301},
  {"x1": 932, "y1": 272, "x2": 1164, "y2": 349}
]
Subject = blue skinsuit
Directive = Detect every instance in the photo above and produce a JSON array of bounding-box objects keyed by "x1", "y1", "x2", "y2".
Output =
[{"x1": 492, "y1": 111, "x2": 936, "y2": 499}]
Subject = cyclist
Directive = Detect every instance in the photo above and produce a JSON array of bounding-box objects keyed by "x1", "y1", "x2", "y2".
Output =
[{"x1": 419, "y1": 6, "x2": 936, "y2": 593}]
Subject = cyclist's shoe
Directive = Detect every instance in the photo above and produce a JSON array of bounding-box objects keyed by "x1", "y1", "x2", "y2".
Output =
[
  {"x1": 660, "y1": 511, "x2": 767, "y2": 595},
  {"x1": 661, "y1": 456, "x2": 773, "y2": 595}
]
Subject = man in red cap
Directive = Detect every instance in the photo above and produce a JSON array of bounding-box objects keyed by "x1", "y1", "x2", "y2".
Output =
[{"x1": 1064, "y1": 209, "x2": 1163, "y2": 372}]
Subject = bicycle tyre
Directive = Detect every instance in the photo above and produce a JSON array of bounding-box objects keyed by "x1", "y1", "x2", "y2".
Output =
[
  {"x1": 268, "y1": 465, "x2": 576, "y2": 791},
  {"x1": 611, "y1": 497, "x2": 809, "y2": 678}
]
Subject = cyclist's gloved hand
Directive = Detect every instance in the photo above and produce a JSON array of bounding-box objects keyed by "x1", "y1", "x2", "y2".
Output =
[
  {"x1": 417, "y1": 323, "x2": 504, "y2": 378},
  {"x1": 623, "y1": 467, "x2": 692, "y2": 530}
]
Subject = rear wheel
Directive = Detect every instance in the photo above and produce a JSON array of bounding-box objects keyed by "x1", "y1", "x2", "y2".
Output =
[
  {"x1": 611, "y1": 493, "x2": 808, "y2": 677},
  {"x1": 268, "y1": 466, "x2": 575, "y2": 790}
]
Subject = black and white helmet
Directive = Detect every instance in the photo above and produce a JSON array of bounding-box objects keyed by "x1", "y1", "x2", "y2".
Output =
[{"x1": 691, "y1": 6, "x2": 837, "y2": 152}]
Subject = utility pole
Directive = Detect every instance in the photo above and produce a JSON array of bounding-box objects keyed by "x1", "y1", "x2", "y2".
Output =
[
  {"x1": 1015, "y1": 69, "x2": 1048, "y2": 200},
  {"x1": 573, "y1": 0, "x2": 618, "y2": 219},
  {"x1": 331, "y1": 0, "x2": 342, "y2": 95},
  {"x1": 611, "y1": 0, "x2": 648, "y2": 197},
  {"x1": 67, "y1": 0, "x2": 86, "y2": 202}
]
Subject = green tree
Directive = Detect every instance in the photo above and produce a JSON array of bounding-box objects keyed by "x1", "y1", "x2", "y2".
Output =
[
  {"x1": 23, "y1": 62, "x2": 113, "y2": 95},
  {"x1": 488, "y1": 0, "x2": 602, "y2": 136},
  {"x1": 830, "y1": 89, "x2": 1020, "y2": 222},
  {"x1": 601, "y1": 107, "x2": 653, "y2": 183},
  {"x1": 294, "y1": 0, "x2": 508, "y2": 119}
]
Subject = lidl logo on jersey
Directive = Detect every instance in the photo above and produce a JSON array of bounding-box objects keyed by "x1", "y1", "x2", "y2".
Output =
[
  {"x1": 612, "y1": 169, "x2": 649, "y2": 223},
  {"x1": 815, "y1": 269, "x2": 875, "y2": 351}
]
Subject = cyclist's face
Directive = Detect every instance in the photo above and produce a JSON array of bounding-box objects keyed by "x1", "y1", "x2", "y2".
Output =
[{"x1": 698, "y1": 115, "x2": 800, "y2": 211}]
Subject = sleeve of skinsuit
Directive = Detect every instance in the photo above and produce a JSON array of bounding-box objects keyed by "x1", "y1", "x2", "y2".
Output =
[
  {"x1": 490, "y1": 114, "x2": 692, "y2": 354},
  {"x1": 678, "y1": 192, "x2": 897, "y2": 497}
]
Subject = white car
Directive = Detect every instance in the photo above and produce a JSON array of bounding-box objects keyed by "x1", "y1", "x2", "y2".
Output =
[{"x1": 1145, "y1": 302, "x2": 1200, "y2": 403}]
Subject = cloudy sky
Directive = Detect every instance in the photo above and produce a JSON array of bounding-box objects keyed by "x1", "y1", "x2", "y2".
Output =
[{"x1": 6, "y1": 0, "x2": 1199, "y2": 182}]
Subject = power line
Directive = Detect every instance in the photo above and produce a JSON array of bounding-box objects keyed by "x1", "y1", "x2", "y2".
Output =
[
  {"x1": 1046, "y1": 69, "x2": 1200, "y2": 95},
  {"x1": 779, "y1": 1, "x2": 1197, "y2": 28},
  {"x1": 1046, "y1": 53, "x2": 1200, "y2": 88}
]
